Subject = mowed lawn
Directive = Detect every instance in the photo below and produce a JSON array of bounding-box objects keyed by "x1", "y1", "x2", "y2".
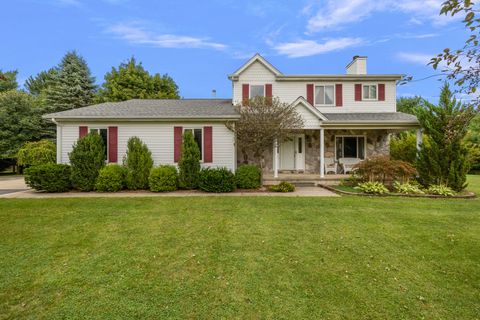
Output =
[{"x1": 1, "y1": 178, "x2": 479, "y2": 319}]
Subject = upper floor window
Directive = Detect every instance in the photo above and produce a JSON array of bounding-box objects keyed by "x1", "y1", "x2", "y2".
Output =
[
  {"x1": 315, "y1": 85, "x2": 334, "y2": 106},
  {"x1": 250, "y1": 85, "x2": 264, "y2": 98},
  {"x1": 184, "y1": 128, "x2": 203, "y2": 161},
  {"x1": 363, "y1": 85, "x2": 377, "y2": 100}
]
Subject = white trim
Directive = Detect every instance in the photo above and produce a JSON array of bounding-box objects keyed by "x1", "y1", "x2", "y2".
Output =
[
  {"x1": 314, "y1": 84, "x2": 335, "y2": 107},
  {"x1": 291, "y1": 96, "x2": 328, "y2": 121},
  {"x1": 362, "y1": 84, "x2": 378, "y2": 101},
  {"x1": 320, "y1": 129, "x2": 325, "y2": 178},
  {"x1": 334, "y1": 135, "x2": 367, "y2": 160},
  {"x1": 228, "y1": 53, "x2": 282, "y2": 79},
  {"x1": 183, "y1": 127, "x2": 204, "y2": 162}
]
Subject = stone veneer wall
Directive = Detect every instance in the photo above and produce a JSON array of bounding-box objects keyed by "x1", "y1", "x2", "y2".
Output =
[{"x1": 237, "y1": 129, "x2": 391, "y2": 174}]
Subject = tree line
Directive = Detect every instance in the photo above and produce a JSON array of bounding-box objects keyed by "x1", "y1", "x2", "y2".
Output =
[{"x1": 0, "y1": 51, "x2": 180, "y2": 171}]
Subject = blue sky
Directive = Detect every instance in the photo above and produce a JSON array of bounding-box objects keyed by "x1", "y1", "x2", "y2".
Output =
[{"x1": 3, "y1": 0, "x2": 469, "y2": 102}]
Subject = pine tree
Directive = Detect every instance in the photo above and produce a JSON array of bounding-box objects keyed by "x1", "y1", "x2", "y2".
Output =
[
  {"x1": 46, "y1": 51, "x2": 96, "y2": 112},
  {"x1": 416, "y1": 83, "x2": 475, "y2": 191},
  {"x1": 25, "y1": 68, "x2": 58, "y2": 96},
  {"x1": 0, "y1": 70, "x2": 18, "y2": 92},
  {"x1": 178, "y1": 131, "x2": 201, "y2": 189}
]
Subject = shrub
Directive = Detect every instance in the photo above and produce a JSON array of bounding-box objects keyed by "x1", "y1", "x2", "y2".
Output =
[
  {"x1": 69, "y1": 133, "x2": 105, "y2": 191},
  {"x1": 149, "y1": 165, "x2": 178, "y2": 192},
  {"x1": 198, "y1": 167, "x2": 236, "y2": 193},
  {"x1": 339, "y1": 175, "x2": 363, "y2": 187},
  {"x1": 268, "y1": 181, "x2": 295, "y2": 192},
  {"x1": 95, "y1": 164, "x2": 126, "y2": 192},
  {"x1": 393, "y1": 181, "x2": 424, "y2": 194},
  {"x1": 24, "y1": 164, "x2": 71, "y2": 192},
  {"x1": 17, "y1": 140, "x2": 56, "y2": 167},
  {"x1": 354, "y1": 155, "x2": 416, "y2": 184},
  {"x1": 178, "y1": 130, "x2": 201, "y2": 189},
  {"x1": 124, "y1": 137, "x2": 153, "y2": 190},
  {"x1": 354, "y1": 181, "x2": 389, "y2": 194},
  {"x1": 426, "y1": 184, "x2": 455, "y2": 196},
  {"x1": 235, "y1": 164, "x2": 261, "y2": 189}
]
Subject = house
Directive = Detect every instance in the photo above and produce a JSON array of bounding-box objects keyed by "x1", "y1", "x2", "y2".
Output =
[{"x1": 44, "y1": 54, "x2": 420, "y2": 178}]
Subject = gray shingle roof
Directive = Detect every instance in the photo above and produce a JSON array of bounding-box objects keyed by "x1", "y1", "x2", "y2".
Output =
[
  {"x1": 43, "y1": 99, "x2": 240, "y2": 120},
  {"x1": 323, "y1": 112, "x2": 418, "y2": 123}
]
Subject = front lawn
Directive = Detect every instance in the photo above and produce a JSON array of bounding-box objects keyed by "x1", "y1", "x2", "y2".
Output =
[{"x1": 0, "y1": 177, "x2": 479, "y2": 319}]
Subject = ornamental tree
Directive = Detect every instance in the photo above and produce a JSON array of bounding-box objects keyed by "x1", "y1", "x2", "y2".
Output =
[{"x1": 178, "y1": 130, "x2": 201, "y2": 189}]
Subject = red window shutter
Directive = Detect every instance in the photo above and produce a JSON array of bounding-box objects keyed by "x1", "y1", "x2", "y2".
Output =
[
  {"x1": 79, "y1": 126, "x2": 88, "y2": 138},
  {"x1": 378, "y1": 84, "x2": 385, "y2": 101},
  {"x1": 335, "y1": 84, "x2": 343, "y2": 107},
  {"x1": 242, "y1": 84, "x2": 249, "y2": 105},
  {"x1": 108, "y1": 126, "x2": 118, "y2": 163},
  {"x1": 354, "y1": 84, "x2": 362, "y2": 101},
  {"x1": 203, "y1": 126, "x2": 213, "y2": 163},
  {"x1": 174, "y1": 126, "x2": 183, "y2": 162},
  {"x1": 265, "y1": 84, "x2": 272, "y2": 104},
  {"x1": 306, "y1": 84, "x2": 314, "y2": 105}
]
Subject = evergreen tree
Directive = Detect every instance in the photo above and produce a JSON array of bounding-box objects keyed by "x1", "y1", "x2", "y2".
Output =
[
  {"x1": 0, "y1": 70, "x2": 18, "y2": 92},
  {"x1": 124, "y1": 136, "x2": 153, "y2": 190},
  {"x1": 416, "y1": 83, "x2": 475, "y2": 191},
  {"x1": 46, "y1": 51, "x2": 96, "y2": 112},
  {"x1": 97, "y1": 57, "x2": 179, "y2": 102},
  {"x1": 69, "y1": 133, "x2": 105, "y2": 191},
  {"x1": 25, "y1": 68, "x2": 58, "y2": 96},
  {"x1": 397, "y1": 96, "x2": 422, "y2": 115},
  {"x1": 178, "y1": 131, "x2": 201, "y2": 189}
]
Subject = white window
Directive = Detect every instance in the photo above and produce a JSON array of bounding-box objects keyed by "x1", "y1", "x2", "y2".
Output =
[
  {"x1": 335, "y1": 136, "x2": 366, "y2": 160},
  {"x1": 362, "y1": 85, "x2": 377, "y2": 100},
  {"x1": 184, "y1": 128, "x2": 203, "y2": 161},
  {"x1": 250, "y1": 85, "x2": 265, "y2": 98},
  {"x1": 315, "y1": 85, "x2": 335, "y2": 106},
  {"x1": 89, "y1": 128, "x2": 108, "y2": 160}
]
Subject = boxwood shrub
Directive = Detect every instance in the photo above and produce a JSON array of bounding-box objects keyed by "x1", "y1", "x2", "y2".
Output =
[
  {"x1": 95, "y1": 164, "x2": 126, "y2": 192},
  {"x1": 149, "y1": 165, "x2": 178, "y2": 192},
  {"x1": 235, "y1": 164, "x2": 261, "y2": 189},
  {"x1": 198, "y1": 167, "x2": 236, "y2": 193},
  {"x1": 24, "y1": 164, "x2": 71, "y2": 192}
]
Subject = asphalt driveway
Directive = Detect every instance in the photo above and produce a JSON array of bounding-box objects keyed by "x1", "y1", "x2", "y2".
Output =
[{"x1": 0, "y1": 175, "x2": 28, "y2": 196}]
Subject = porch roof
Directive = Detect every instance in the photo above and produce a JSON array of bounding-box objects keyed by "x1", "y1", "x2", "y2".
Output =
[{"x1": 320, "y1": 112, "x2": 419, "y2": 128}]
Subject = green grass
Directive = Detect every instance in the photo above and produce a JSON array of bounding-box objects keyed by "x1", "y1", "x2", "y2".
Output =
[{"x1": 0, "y1": 177, "x2": 479, "y2": 319}]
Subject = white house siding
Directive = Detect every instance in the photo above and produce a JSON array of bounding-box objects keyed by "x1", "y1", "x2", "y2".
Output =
[
  {"x1": 232, "y1": 61, "x2": 397, "y2": 113},
  {"x1": 57, "y1": 122, "x2": 236, "y2": 171},
  {"x1": 296, "y1": 103, "x2": 322, "y2": 129}
]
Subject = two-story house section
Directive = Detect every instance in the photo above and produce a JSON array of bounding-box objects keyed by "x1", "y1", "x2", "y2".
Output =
[{"x1": 228, "y1": 54, "x2": 420, "y2": 177}]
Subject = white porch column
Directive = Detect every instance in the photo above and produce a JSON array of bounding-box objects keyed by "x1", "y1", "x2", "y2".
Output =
[
  {"x1": 320, "y1": 128, "x2": 325, "y2": 178},
  {"x1": 416, "y1": 128, "x2": 423, "y2": 153},
  {"x1": 273, "y1": 139, "x2": 279, "y2": 178}
]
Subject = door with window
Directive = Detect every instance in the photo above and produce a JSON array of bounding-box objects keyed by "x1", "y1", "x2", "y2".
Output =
[{"x1": 280, "y1": 134, "x2": 305, "y2": 171}]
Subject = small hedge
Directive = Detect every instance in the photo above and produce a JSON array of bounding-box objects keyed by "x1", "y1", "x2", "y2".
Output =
[
  {"x1": 235, "y1": 165, "x2": 261, "y2": 189},
  {"x1": 198, "y1": 167, "x2": 236, "y2": 193},
  {"x1": 149, "y1": 165, "x2": 178, "y2": 192},
  {"x1": 24, "y1": 164, "x2": 71, "y2": 192},
  {"x1": 268, "y1": 181, "x2": 295, "y2": 192},
  {"x1": 95, "y1": 165, "x2": 126, "y2": 192}
]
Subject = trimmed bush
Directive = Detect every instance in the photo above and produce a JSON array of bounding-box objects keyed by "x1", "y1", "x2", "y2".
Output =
[
  {"x1": 235, "y1": 164, "x2": 261, "y2": 189},
  {"x1": 355, "y1": 181, "x2": 389, "y2": 194},
  {"x1": 124, "y1": 137, "x2": 153, "y2": 190},
  {"x1": 69, "y1": 133, "x2": 105, "y2": 191},
  {"x1": 17, "y1": 140, "x2": 56, "y2": 167},
  {"x1": 149, "y1": 165, "x2": 178, "y2": 192},
  {"x1": 178, "y1": 130, "x2": 201, "y2": 189},
  {"x1": 24, "y1": 164, "x2": 71, "y2": 192},
  {"x1": 354, "y1": 155, "x2": 417, "y2": 185},
  {"x1": 268, "y1": 181, "x2": 295, "y2": 192},
  {"x1": 198, "y1": 167, "x2": 236, "y2": 193},
  {"x1": 95, "y1": 164, "x2": 126, "y2": 192},
  {"x1": 393, "y1": 181, "x2": 424, "y2": 194},
  {"x1": 426, "y1": 184, "x2": 455, "y2": 196}
]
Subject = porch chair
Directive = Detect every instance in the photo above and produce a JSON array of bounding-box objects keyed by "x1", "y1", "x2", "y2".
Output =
[
  {"x1": 324, "y1": 157, "x2": 337, "y2": 174},
  {"x1": 339, "y1": 157, "x2": 361, "y2": 174}
]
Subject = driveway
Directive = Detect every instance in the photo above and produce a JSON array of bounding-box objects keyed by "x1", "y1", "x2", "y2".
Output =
[{"x1": 0, "y1": 176, "x2": 28, "y2": 196}]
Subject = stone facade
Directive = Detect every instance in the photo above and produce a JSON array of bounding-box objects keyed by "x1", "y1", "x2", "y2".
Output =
[{"x1": 237, "y1": 129, "x2": 391, "y2": 174}]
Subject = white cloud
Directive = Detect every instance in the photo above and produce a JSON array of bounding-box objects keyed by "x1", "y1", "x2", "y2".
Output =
[
  {"x1": 306, "y1": 0, "x2": 452, "y2": 32},
  {"x1": 275, "y1": 37, "x2": 364, "y2": 58},
  {"x1": 396, "y1": 52, "x2": 433, "y2": 65},
  {"x1": 107, "y1": 23, "x2": 227, "y2": 50}
]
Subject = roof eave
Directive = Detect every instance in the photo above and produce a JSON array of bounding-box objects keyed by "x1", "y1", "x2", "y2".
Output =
[
  {"x1": 47, "y1": 116, "x2": 240, "y2": 122},
  {"x1": 276, "y1": 75, "x2": 403, "y2": 81}
]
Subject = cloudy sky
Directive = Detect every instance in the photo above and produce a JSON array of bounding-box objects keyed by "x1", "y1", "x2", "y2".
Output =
[{"x1": 3, "y1": 0, "x2": 468, "y2": 101}]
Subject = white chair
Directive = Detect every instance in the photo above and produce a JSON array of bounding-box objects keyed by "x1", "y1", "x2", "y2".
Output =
[
  {"x1": 339, "y1": 157, "x2": 361, "y2": 174},
  {"x1": 324, "y1": 157, "x2": 337, "y2": 174}
]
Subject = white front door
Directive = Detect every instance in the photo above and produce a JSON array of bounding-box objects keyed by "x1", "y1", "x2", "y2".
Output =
[{"x1": 280, "y1": 134, "x2": 305, "y2": 171}]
